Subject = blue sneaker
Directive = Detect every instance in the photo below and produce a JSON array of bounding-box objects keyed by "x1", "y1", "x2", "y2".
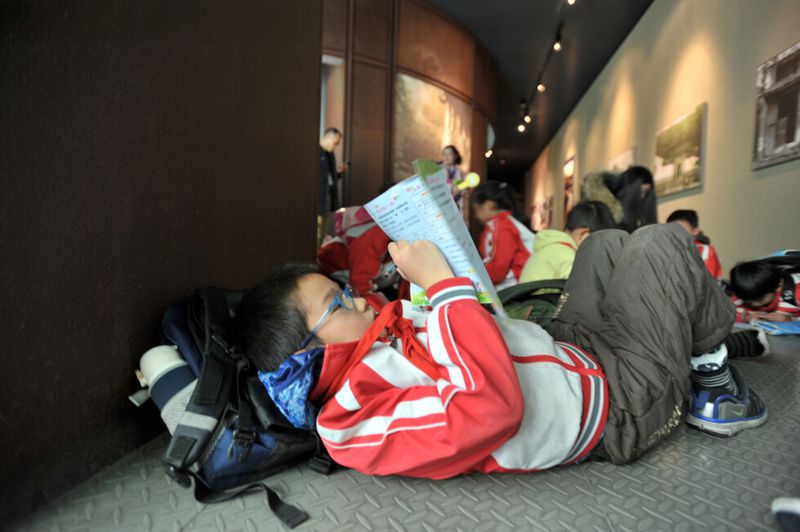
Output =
[{"x1": 687, "y1": 365, "x2": 767, "y2": 436}]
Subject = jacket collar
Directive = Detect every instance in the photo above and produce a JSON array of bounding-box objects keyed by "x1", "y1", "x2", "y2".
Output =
[{"x1": 309, "y1": 339, "x2": 361, "y2": 404}]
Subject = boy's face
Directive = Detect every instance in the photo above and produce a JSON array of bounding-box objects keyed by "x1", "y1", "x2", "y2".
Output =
[
  {"x1": 568, "y1": 227, "x2": 591, "y2": 247},
  {"x1": 745, "y1": 291, "x2": 777, "y2": 309},
  {"x1": 473, "y1": 200, "x2": 497, "y2": 223},
  {"x1": 295, "y1": 273, "x2": 376, "y2": 346},
  {"x1": 671, "y1": 220, "x2": 700, "y2": 237}
]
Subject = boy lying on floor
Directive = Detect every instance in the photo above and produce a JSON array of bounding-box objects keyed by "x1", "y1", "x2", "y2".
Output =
[{"x1": 235, "y1": 224, "x2": 766, "y2": 477}]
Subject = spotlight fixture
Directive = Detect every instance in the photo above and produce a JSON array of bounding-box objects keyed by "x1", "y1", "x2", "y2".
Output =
[
  {"x1": 537, "y1": 83, "x2": 546, "y2": 93},
  {"x1": 567, "y1": 0, "x2": 575, "y2": 5},
  {"x1": 553, "y1": 23, "x2": 564, "y2": 53},
  {"x1": 485, "y1": 149, "x2": 493, "y2": 158},
  {"x1": 517, "y1": 124, "x2": 526, "y2": 133},
  {"x1": 523, "y1": 114, "x2": 532, "y2": 124}
]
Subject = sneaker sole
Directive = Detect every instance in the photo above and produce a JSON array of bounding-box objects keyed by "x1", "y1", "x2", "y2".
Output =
[{"x1": 686, "y1": 408, "x2": 768, "y2": 437}]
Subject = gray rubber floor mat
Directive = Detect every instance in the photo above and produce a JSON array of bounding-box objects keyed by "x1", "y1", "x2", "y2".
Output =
[{"x1": 13, "y1": 336, "x2": 800, "y2": 531}]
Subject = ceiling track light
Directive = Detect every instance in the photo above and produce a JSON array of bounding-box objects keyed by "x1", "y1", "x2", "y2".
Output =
[
  {"x1": 567, "y1": 0, "x2": 576, "y2": 5},
  {"x1": 485, "y1": 149, "x2": 493, "y2": 158},
  {"x1": 517, "y1": 124, "x2": 526, "y2": 133},
  {"x1": 523, "y1": 114, "x2": 532, "y2": 124},
  {"x1": 553, "y1": 23, "x2": 563, "y2": 53},
  {"x1": 537, "y1": 83, "x2": 546, "y2": 93}
]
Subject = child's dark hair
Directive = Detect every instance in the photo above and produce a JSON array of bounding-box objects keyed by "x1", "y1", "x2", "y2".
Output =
[
  {"x1": 471, "y1": 181, "x2": 514, "y2": 211},
  {"x1": 235, "y1": 263, "x2": 319, "y2": 372},
  {"x1": 443, "y1": 145, "x2": 462, "y2": 165},
  {"x1": 666, "y1": 209, "x2": 699, "y2": 228},
  {"x1": 565, "y1": 201, "x2": 616, "y2": 232},
  {"x1": 729, "y1": 261, "x2": 781, "y2": 302},
  {"x1": 620, "y1": 165, "x2": 654, "y2": 187}
]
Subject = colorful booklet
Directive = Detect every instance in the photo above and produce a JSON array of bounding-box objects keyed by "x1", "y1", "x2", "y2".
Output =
[
  {"x1": 752, "y1": 320, "x2": 800, "y2": 336},
  {"x1": 365, "y1": 160, "x2": 507, "y2": 318}
]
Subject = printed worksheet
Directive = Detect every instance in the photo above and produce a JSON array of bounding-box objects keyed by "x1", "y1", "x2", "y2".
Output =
[{"x1": 365, "y1": 165, "x2": 505, "y2": 316}]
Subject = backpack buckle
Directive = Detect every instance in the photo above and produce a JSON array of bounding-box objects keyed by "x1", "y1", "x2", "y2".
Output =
[
  {"x1": 228, "y1": 428, "x2": 256, "y2": 462},
  {"x1": 165, "y1": 464, "x2": 192, "y2": 488}
]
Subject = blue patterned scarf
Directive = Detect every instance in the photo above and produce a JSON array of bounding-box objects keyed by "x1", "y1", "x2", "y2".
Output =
[{"x1": 257, "y1": 347, "x2": 324, "y2": 430}]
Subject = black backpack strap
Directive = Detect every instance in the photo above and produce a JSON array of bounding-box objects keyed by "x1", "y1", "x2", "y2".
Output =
[
  {"x1": 308, "y1": 433, "x2": 336, "y2": 475},
  {"x1": 188, "y1": 470, "x2": 309, "y2": 529},
  {"x1": 163, "y1": 287, "x2": 239, "y2": 484}
]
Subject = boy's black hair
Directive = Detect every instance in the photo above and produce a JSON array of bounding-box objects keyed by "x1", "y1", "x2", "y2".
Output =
[
  {"x1": 667, "y1": 209, "x2": 699, "y2": 228},
  {"x1": 235, "y1": 263, "x2": 319, "y2": 373},
  {"x1": 565, "y1": 201, "x2": 616, "y2": 232},
  {"x1": 323, "y1": 127, "x2": 341, "y2": 137},
  {"x1": 442, "y1": 145, "x2": 463, "y2": 165},
  {"x1": 729, "y1": 261, "x2": 781, "y2": 301},
  {"x1": 620, "y1": 165, "x2": 654, "y2": 186},
  {"x1": 471, "y1": 181, "x2": 514, "y2": 211}
]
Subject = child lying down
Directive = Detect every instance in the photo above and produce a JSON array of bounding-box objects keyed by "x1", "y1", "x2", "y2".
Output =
[{"x1": 235, "y1": 224, "x2": 766, "y2": 477}]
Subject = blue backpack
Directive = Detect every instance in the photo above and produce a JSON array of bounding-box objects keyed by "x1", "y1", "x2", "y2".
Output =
[{"x1": 133, "y1": 287, "x2": 334, "y2": 529}]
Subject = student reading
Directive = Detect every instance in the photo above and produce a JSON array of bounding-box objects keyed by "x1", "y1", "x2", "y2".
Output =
[{"x1": 236, "y1": 224, "x2": 766, "y2": 477}]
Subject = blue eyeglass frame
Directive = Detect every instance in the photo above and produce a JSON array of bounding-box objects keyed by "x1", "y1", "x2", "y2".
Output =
[{"x1": 298, "y1": 284, "x2": 357, "y2": 349}]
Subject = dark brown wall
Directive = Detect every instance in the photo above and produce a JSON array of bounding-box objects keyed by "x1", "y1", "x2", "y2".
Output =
[
  {"x1": 322, "y1": 0, "x2": 499, "y2": 205},
  {"x1": 0, "y1": 0, "x2": 322, "y2": 520}
]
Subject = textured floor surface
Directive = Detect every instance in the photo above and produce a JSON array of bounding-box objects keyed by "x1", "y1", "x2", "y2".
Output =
[{"x1": 12, "y1": 336, "x2": 800, "y2": 532}]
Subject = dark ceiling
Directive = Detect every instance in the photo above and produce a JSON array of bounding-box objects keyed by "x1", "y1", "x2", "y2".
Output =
[{"x1": 429, "y1": 0, "x2": 654, "y2": 184}]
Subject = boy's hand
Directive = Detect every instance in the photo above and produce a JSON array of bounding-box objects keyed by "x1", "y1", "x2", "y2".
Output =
[
  {"x1": 387, "y1": 240, "x2": 454, "y2": 290},
  {"x1": 765, "y1": 312, "x2": 791, "y2": 322}
]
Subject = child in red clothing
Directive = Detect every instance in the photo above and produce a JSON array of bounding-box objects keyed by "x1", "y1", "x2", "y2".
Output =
[
  {"x1": 237, "y1": 226, "x2": 766, "y2": 478},
  {"x1": 667, "y1": 209, "x2": 723, "y2": 280},
  {"x1": 316, "y1": 206, "x2": 403, "y2": 306},
  {"x1": 472, "y1": 182, "x2": 535, "y2": 289},
  {"x1": 730, "y1": 258, "x2": 800, "y2": 322}
]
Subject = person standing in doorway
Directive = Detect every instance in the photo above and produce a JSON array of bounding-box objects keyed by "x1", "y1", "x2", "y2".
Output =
[{"x1": 319, "y1": 127, "x2": 347, "y2": 244}]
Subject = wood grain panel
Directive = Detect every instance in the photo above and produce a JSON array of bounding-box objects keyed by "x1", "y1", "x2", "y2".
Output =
[
  {"x1": 348, "y1": 61, "x2": 387, "y2": 204},
  {"x1": 354, "y1": 0, "x2": 390, "y2": 63},
  {"x1": 397, "y1": 0, "x2": 474, "y2": 99},
  {"x1": 486, "y1": 57, "x2": 498, "y2": 122},
  {"x1": 323, "y1": 0, "x2": 348, "y2": 55},
  {"x1": 473, "y1": 44, "x2": 489, "y2": 113}
]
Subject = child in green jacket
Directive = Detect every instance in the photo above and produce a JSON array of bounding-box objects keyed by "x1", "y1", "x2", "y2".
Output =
[{"x1": 520, "y1": 201, "x2": 615, "y2": 283}]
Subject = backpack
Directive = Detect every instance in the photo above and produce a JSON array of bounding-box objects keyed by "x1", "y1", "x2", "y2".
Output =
[
  {"x1": 130, "y1": 287, "x2": 334, "y2": 529},
  {"x1": 497, "y1": 279, "x2": 567, "y2": 329}
]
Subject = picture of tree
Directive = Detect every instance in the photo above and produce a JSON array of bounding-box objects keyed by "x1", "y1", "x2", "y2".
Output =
[
  {"x1": 653, "y1": 103, "x2": 706, "y2": 197},
  {"x1": 393, "y1": 73, "x2": 472, "y2": 182}
]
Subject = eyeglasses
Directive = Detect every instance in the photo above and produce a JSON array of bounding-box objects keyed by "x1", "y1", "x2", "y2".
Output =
[{"x1": 298, "y1": 285, "x2": 358, "y2": 349}]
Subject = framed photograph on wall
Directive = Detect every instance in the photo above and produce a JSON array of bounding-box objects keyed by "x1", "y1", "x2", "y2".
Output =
[
  {"x1": 753, "y1": 40, "x2": 800, "y2": 170},
  {"x1": 531, "y1": 195, "x2": 554, "y2": 231},
  {"x1": 563, "y1": 155, "x2": 576, "y2": 217},
  {"x1": 653, "y1": 103, "x2": 706, "y2": 197}
]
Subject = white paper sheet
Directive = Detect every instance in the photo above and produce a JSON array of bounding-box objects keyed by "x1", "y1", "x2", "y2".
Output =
[{"x1": 365, "y1": 168, "x2": 505, "y2": 317}]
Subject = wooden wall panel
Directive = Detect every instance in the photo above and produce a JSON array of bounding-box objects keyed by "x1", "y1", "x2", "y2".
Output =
[
  {"x1": 323, "y1": 0, "x2": 348, "y2": 55},
  {"x1": 348, "y1": 62, "x2": 387, "y2": 204},
  {"x1": 486, "y1": 59, "x2": 498, "y2": 122},
  {"x1": 354, "y1": 0, "x2": 390, "y2": 63},
  {"x1": 473, "y1": 45, "x2": 489, "y2": 113},
  {"x1": 0, "y1": 0, "x2": 322, "y2": 520},
  {"x1": 397, "y1": 0, "x2": 475, "y2": 99}
]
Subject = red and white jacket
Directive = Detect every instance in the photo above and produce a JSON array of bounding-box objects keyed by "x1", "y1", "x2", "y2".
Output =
[
  {"x1": 479, "y1": 212, "x2": 535, "y2": 289},
  {"x1": 310, "y1": 277, "x2": 608, "y2": 478},
  {"x1": 694, "y1": 241, "x2": 722, "y2": 280}
]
